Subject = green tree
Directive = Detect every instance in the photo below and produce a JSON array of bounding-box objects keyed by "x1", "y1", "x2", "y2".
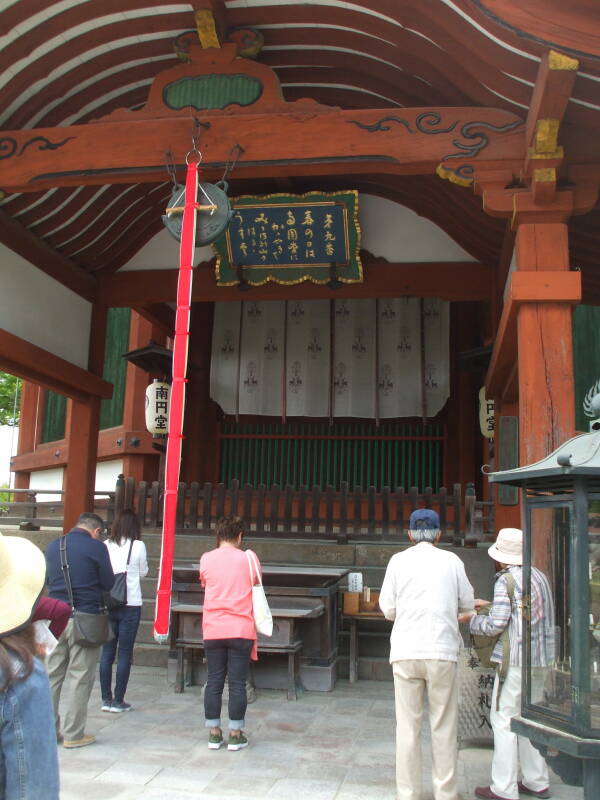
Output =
[{"x1": 0, "y1": 373, "x2": 20, "y2": 426}]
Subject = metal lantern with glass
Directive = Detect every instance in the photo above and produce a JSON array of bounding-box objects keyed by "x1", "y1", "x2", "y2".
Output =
[{"x1": 488, "y1": 430, "x2": 600, "y2": 797}]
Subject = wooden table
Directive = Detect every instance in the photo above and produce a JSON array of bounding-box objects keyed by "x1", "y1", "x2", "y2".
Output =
[
  {"x1": 172, "y1": 564, "x2": 349, "y2": 692},
  {"x1": 342, "y1": 611, "x2": 392, "y2": 683},
  {"x1": 171, "y1": 600, "x2": 324, "y2": 699}
]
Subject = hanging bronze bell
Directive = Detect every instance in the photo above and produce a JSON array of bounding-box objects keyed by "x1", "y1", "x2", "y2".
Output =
[{"x1": 162, "y1": 180, "x2": 233, "y2": 246}]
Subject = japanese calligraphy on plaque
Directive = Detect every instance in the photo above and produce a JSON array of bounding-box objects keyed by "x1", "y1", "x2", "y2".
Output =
[{"x1": 212, "y1": 190, "x2": 362, "y2": 286}]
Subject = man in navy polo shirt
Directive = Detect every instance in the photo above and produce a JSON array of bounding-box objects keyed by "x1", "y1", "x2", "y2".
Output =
[{"x1": 46, "y1": 512, "x2": 114, "y2": 749}]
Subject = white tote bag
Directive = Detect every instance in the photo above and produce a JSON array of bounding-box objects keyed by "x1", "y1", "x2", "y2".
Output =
[{"x1": 246, "y1": 550, "x2": 273, "y2": 637}]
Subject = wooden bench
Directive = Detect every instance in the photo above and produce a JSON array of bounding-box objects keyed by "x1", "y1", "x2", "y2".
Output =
[{"x1": 171, "y1": 601, "x2": 324, "y2": 700}]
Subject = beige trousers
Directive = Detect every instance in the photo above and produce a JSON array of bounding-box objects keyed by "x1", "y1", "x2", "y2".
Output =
[
  {"x1": 47, "y1": 619, "x2": 101, "y2": 741},
  {"x1": 393, "y1": 659, "x2": 460, "y2": 800}
]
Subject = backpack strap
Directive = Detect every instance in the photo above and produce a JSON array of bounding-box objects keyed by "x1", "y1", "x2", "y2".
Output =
[
  {"x1": 496, "y1": 572, "x2": 516, "y2": 709},
  {"x1": 59, "y1": 536, "x2": 76, "y2": 611}
]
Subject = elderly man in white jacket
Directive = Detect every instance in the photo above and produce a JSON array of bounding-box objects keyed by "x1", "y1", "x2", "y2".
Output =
[{"x1": 379, "y1": 508, "x2": 474, "y2": 800}]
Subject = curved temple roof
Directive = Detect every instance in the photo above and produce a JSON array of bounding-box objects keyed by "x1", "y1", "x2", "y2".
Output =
[{"x1": 1, "y1": 0, "x2": 599, "y2": 284}]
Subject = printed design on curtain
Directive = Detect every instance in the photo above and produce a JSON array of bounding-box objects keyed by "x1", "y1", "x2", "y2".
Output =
[
  {"x1": 243, "y1": 362, "x2": 258, "y2": 392},
  {"x1": 264, "y1": 329, "x2": 278, "y2": 358},
  {"x1": 308, "y1": 329, "x2": 322, "y2": 358},
  {"x1": 289, "y1": 361, "x2": 303, "y2": 393},
  {"x1": 335, "y1": 301, "x2": 350, "y2": 322},
  {"x1": 221, "y1": 331, "x2": 235, "y2": 357},
  {"x1": 378, "y1": 365, "x2": 394, "y2": 396},
  {"x1": 210, "y1": 297, "x2": 450, "y2": 419},
  {"x1": 290, "y1": 302, "x2": 305, "y2": 323},
  {"x1": 334, "y1": 363, "x2": 349, "y2": 395}
]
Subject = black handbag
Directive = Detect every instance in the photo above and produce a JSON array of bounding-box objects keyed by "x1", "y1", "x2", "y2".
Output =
[
  {"x1": 59, "y1": 537, "x2": 114, "y2": 648},
  {"x1": 103, "y1": 539, "x2": 134, "y2": 611}
]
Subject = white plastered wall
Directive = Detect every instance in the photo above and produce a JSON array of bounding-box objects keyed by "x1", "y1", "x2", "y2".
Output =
[
  {"x1": 120, "y1": 193, "x2": 474, "y2": 271},
  {"x1": 95, "y1": 459, "x2": 123, "y2": 493},
  {"x1": 27, "y1": 459, "x2": 123, "y2": 499},
  {"x1": 0, "y1": 243, "x2": 92, "y2": 368},
  {"x1": 29, "y1": 466, "x2": 64, "y2": 502}
]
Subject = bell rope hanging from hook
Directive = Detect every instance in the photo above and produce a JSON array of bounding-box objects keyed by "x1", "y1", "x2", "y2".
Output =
[{"x1": 161, "y1": 125, "x2": 236, "y2": 246}]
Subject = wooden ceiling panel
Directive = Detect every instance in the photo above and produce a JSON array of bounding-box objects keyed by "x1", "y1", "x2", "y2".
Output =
[{"x1": 0, "y1": 0, "x2": 598, "y2": 295}]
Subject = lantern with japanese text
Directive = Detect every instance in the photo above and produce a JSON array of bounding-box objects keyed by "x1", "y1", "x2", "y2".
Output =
[{"x1": 145, "y1": 379, "x2": 170, "y2": 435}]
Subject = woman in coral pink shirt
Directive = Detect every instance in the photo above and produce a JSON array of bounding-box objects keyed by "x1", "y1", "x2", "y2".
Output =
[{"x1": 199, "y1": 516, "x2": 261, "y2": 752}]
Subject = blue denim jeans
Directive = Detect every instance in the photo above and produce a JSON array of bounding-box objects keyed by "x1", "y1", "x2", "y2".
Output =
[
  {"x1": 204, "y1": 638, "x2": 253, "y2": 730},
  {"x1": 99, "y1": 605, "x2": 141, "y2": 703},
  {"x1": 0, "y1": 658, "x2": 60, "y2": 799}
]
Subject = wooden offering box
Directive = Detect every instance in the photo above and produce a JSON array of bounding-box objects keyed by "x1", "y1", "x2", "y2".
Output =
[{"x1": 343, "y1": 590, "x2": 381, "y2": 616}]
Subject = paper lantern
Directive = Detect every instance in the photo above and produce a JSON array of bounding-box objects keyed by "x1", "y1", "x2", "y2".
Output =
[
  {"x1": 478, "y1": 386, "x2": 494, "y2": 440},
  {"x1": 145, "y1": 380, "x2": 170, "y2": 435}
]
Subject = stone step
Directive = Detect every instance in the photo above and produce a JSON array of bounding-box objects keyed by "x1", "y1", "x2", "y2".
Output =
[{"x1": 132, "y1": 642, "x2": 169, "y2": 668}]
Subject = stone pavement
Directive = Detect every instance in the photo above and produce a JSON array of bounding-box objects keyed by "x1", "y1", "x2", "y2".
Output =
[{"x1": 58, "y1": 666, "x2": 582, "y2": 800}]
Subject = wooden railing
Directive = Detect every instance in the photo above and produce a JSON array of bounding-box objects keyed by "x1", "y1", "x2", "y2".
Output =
[
  {"x1": 0, "y1": 488, "x2": 116, "y2": 530},
  {"x1": 114, "y1": 475, "x2": 495, "y2": 544}
]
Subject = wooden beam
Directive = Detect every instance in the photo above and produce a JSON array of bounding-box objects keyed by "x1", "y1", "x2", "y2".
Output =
[
  {"x1": 0, "y1": 328, "x2": 113, "y2": 401},
  {"x1": 485, "y1": 270, "x2": 581, "y2": 398},
  {"x1": 10, "y1": 427, "x2": 157, "y2": 473},
  {"x1": 194, "y1": 8, "x2": 221, "y2": 48},
  {"x1": 99, "y1": 260, "x2": 493, "y2": 306},
  {"x1": 525, "y1": 50, "x2": 578, "y2": 152},
  {"x1": 0, "y1": 208, "x2": 95, "y2": 301},
  {"x1": 133, "y1": 304, "x2": 175, "y2": 336},
  {"x1": 0, "y1": 107, "x2": 524, "y2": 193}
]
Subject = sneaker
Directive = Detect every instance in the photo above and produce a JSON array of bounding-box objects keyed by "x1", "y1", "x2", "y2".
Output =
[
  {"x1": 63, "y1": 734, "x2": 96, "y2": 749},
  {"x1": 110, "y1": 701, "x2": 132, "y2": 713},
  {"x1": 228, "y1": 732, "x2": 248, "y2": 751},
  {"x1": 475, "y1": 788, "x2": 509, "y2": 800},
  {"x1": 518, "y1": 783, "x2": 551, "y2": 799},
  {"x1": 101, "y1": 700, "x2": 112, "y2": 712},
  {"x1": 208, "y1": 732, "x2": 224, "y2": 750}
]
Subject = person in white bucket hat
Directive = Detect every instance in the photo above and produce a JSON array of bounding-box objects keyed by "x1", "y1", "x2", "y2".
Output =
[
  {"x1": 459, "y1": 528, "x2": 555, "y2": 800},
  {"x1": 0, "y1": 532, "x2": 59, "y2": 799}
]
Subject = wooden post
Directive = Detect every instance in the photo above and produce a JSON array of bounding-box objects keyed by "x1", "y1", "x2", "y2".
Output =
[
  {"x1": 62, "y1": 395, "x2": 101, "y2": 532},
  {"x1": 62, "y1": 302, "x2": 107, "y2": 532},
  {"x1": 515, "y1": 223, "x2": 575, "y2": 464},
  {"x1": 12, "y1": 381, "x2": 39, "y2": 492}
]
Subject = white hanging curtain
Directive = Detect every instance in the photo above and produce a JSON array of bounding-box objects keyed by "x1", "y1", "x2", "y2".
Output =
[
  {"x1": 238, "y1": 301, "x2": 285, "y2": 416},
  {"x1": 210, "y1": 298, "x2": 450, "y2": 419},
  {"x1": 377, "y1": 297, "x2": 423, "y2": 418},
  {"x1": 423, "y1": 297, "x2": 450, "y2": 418},
  {"x1": 285, "y1": 300, "x2": 330, "y2": 417},
  {"x1": 209, "y1": 301, "x2": 241, "y2": 415},
  {"x1": 333, "y1": 299, "x2": 376, "y2": 418}
]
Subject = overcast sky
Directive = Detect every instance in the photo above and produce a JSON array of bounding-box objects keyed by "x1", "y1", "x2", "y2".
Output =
[{"x1": 0, "y1": 426, "x2": 18, "y2": 486}]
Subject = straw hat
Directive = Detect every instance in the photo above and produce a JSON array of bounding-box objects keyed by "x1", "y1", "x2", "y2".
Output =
[
  {"x1": 488, "y1": 528, "x2": 523, "y2": 566},
  {"x1": 0, "y1": 532, "x2": 46, "y2": 637}
]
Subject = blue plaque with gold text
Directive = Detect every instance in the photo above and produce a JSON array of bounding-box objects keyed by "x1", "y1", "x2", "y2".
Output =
[{"x1": 213, "y1": 190, "x2": 362, "y2": 285}]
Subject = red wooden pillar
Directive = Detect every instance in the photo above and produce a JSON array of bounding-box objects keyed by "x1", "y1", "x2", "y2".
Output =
[
  {"x1": 13, "y1": 381, "x2": 40, "y2": 491},
  {"x1": 515, "y1": 222, "x2": 575, "y2": 464},
  {"x1": 62, "y1": 303, "x2": 108, "y2": 532},
  {"x1": 445, "y1": 303, "x2": 478, "y2": 489}
]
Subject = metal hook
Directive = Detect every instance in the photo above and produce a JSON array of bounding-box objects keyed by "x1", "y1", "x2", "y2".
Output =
[
  {"x1": 164, "y1": 149, "x2": 178, "y2": 189},
  {"x1": 220, "y1": 144, "x2": 245, "y2": 183}
]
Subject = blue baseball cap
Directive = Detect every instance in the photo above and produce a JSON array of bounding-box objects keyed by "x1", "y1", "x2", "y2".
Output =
[{"x1": 409, "y1": 508, "x2": 440, "y2": 530}]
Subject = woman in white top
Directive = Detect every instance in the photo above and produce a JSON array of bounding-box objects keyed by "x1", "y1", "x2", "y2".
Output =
[{"x1": 99, "y1": 509, "x2": 148, "y2": 712}]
